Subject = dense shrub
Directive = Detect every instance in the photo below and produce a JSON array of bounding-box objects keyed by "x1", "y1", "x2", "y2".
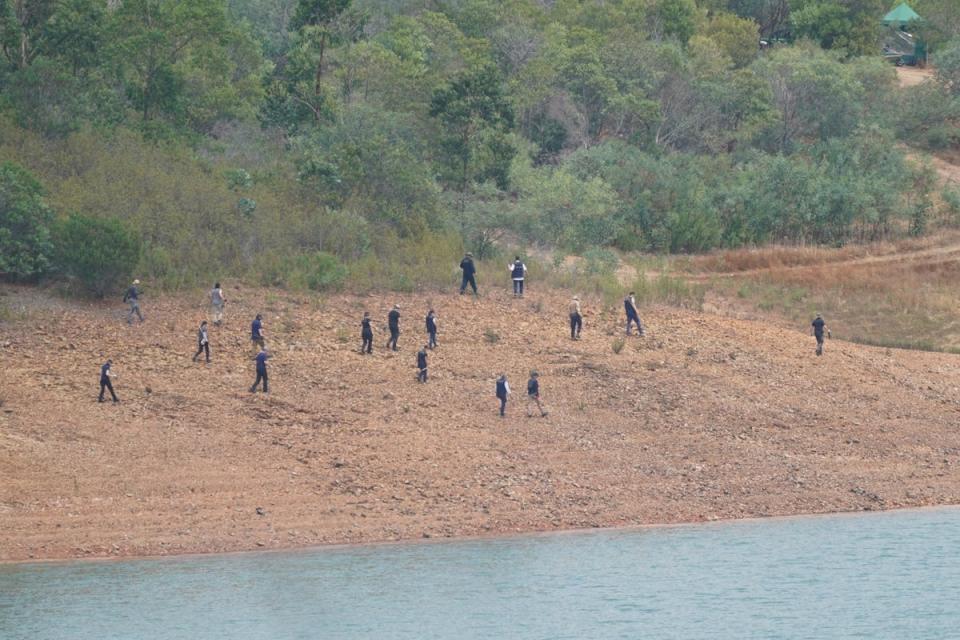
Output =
[
  {"x1": 0, "y1": 162, "x2": 55, "y2": 281},
  {"x1": 55, "y1": 213, "x2": 142, "y2": 297}
]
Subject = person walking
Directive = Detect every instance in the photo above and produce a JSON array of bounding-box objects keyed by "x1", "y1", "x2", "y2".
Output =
[
  {"x1": 250, "y1": 347, "x2": 269, "y2": 393},
  {"x1": 624, "y1": 291, "x2": 644, "y2": 336},
  {"x1": 569, "y1": 296, "x2": 583, "y2": 340},
  {"x1": 811, "y1": 313, "x2": 830, "y2": 356},
  {"x1": 426, "y1": 309, "x2": 438, "y2": 349},
  {"x1": 496, "y1": 373, "x2": 510, "y2": 418},
  {"x1": 251, "y1": 314, "x2": 265, "y2": 351},
  {"x1": 210, "y1": 282, "x2": 226, "y2": 326},
  {"x1": 360, "y1": 311, "x2": 373, "y2": 354},
  {"x1": 509, "y1": 257, "x2": 527, "y2": 297},
  {"x1": 193, "y1": 320, "x2": 211, "y2": 363},
  {"x1": 417, "y1": 345, "x2": 429, "y2": 383},
  {"x1": 387, "y1": 304, "x2": 401, "y2": 351},
  {"x1": 459, "y1": 252, "x2": 478, "y2": 296},
  {"x1": 98, "y1": 359, "x2": 119, "y2": 403},
  {"x1": 123, "y1": 279, "x2": 144, "y2": 324},
  {"x1": 526, "y1": 370, "x2": 548, "y2": 417}
]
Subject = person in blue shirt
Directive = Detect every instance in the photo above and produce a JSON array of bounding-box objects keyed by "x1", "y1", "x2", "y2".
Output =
[
  {"x1": 624, "y1": 292, "x2": 644, "y2": 336},
  {"x1": 123, "y1": 279, "x2": 144, "y2": 324},
  {"x1": 251, "y1": 314, "x2": 265, "y2": 351},
  {"x1": 526, "y1": 370, "x2": 547, "y2": 417},
  {"x1": 417, "y1": 345, "x2": 428, "y2": 383},
  {"x1": 250, "y1": 348, "x2": 269, "y2": 393},
  {"x1": 98, "y1": 359, "x2": 119, "y2": 403},
  {"x1": 426, "y1": 309, "x2": 438, "y2": 349},
  {"x1": 459, "y1": 252, "x2": 478, "y2": 296}
]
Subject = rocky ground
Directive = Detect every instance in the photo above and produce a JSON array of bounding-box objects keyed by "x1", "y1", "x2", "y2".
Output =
[{"x1": 2, "y1": 283, "x2": 960, "y2": 562}]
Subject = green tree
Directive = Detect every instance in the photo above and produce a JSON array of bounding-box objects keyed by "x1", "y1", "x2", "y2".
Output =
[
  {"x1": 704, "y1": 12, "x2": 760, "y2": 68},
  {"x1": 55, "y1": 213, "x2": 142, "y2": 297},
  {"x1": 430, "y1": 63, "x2": 515, "y2": 208},
  {"x1": 0, "y1": 161, "x2": 54, "y2": 280},
  {"x1": 0, "y1": 0, "x2": 103, "y2": 71},
  {"x1": 789, "y1": 0, "x2": 884, "y2": 57},
  {"x1": 934, "y1": 39, "x2": 960, "y2": 97}
]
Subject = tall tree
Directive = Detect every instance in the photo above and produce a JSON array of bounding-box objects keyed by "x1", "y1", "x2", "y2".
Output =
[{"x1": 429, "y1": 64, "x2": 515, "y2": 210}]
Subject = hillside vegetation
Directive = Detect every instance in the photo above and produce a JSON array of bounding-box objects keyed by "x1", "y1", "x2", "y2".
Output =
[{"x1": 0, "y1": 0, "x2": 959, "y2": 295}]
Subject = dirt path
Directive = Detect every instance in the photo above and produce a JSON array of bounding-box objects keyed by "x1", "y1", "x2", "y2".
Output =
[
  {"x1": 896, "y1": 66, "x2": 934, "y2": 88},
  {"x1": 3, "y1": 285, "x2": 960, "y2": 562}
]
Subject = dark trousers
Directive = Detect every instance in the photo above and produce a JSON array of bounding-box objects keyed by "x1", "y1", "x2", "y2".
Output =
[
  {"x1": 460, "y1": 274, "x2": 477, "y2": 295},
  {"x1": 626, "y1": 314, "x2": 642, "y2": 335},
  {"x1": 387, "y1": 327, "x2": 399, "y2": 350},
  {"x1": 513, "y1": 280, "x2": 524, "y2": 296},
  {"x1": 498, "y1": 396, "x2": 507, "y2": 416},
  {"x1": 193, "y1": 342, "x2": 210, "y2": 362},
  {"x1": 428, "y1": 330, "x2": 437, "y2": 348},
  {"x1": 252, "y1": 336, "x2": 265, "y2": 350},
  {"x1": 250, "y1": 369, "x2": 268, "y2": 392},
  {"x1": 816, "y1": 335, "x2": 824, "y2": 356},
  {"x1": 418, "y1": 367, "x2": 428, "y2": 383},
  {"x1": 99, "y1": 378, "x2": 118, "y2": 402},
  {"x1": 570, "y1": 313, "x2": 582, "y2": 339},
  {"x1": 361, "y1": 333, "x2": 373, "y2": 354}
]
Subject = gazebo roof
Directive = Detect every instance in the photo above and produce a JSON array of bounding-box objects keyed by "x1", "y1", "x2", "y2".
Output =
[{"x1": 882, "y1": 2, "x2": 921, "y2": 25}]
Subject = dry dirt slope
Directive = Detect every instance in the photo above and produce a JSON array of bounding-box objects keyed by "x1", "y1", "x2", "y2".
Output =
[{"x1": 2, "y1": 284, "x2": 960, "y2": 562}]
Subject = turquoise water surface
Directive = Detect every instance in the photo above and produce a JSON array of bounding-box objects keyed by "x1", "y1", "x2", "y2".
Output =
[{"x1": 2, "y1": 507, "x2": 959, "y2": 639}]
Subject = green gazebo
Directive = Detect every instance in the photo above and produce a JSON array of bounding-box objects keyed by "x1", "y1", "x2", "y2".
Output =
[{"x1": 881, "y1": 2, "x2": 927, "y2": 65}]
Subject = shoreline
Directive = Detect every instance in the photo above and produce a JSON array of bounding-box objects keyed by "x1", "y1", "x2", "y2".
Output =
[{"x1": 5, "y1": 503, "x2": 960, "y2": 567}]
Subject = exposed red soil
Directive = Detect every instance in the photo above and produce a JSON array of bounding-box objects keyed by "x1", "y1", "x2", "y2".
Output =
[{"x1": 3, "y1": 284, "x2": 960, "y2": 562}]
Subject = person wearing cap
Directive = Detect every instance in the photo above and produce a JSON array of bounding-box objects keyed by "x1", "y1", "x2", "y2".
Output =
[
  {"x1": 98, "y1": 359, "x2": 119, "y2": 402},
  {"x1": 495, "y1": 373, "x2": 510, "y2": 418},
  {"x1": 251, "y1": 313, "x2": 265, "y2": 351},
  {"x1": 387, "y1": 304, "x2": 401, "y2": 351},
  {"x1": 526, "y1": 370, "x2": 548, "y2": 417},
  {"x1": 459, "y1": 252, "x2": 478, "y2": 296},
  {"x1": 123, "y1": 279, "x2": 144, "y2": 324},
  {"x1": 250, "y1": 347, "x2": 269, "y2": 393},
  {"x1": 360, "y1": 311, "x2": 374, "y2": 354},
  {"x1": 569, "y1": 296, "x2": 582, "y2": 340},
  {"x1": 193, "y1": 320, "x2": 211, "y2": 363},
  {"x1": 811, "y1": 313, "x2": 830, "y2": 356},
  {"x1": 509, "y1": 256, "x2": 527, "y2": 297},
  {"x1": 624, "y1": 291, "x2": 644, "y2": 336},
  {"x1": 425, "y1": 309, "x2": 438, "y2": 349},
  {"x1": 416, "y1": 345, "x2": 429, "y2": 382},
  {"x1": 210, "y1": 282, "x2": 226, "y2": 325}
]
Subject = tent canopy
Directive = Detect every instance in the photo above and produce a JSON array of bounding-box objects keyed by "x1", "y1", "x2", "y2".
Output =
[{"x1": 882, "y1": 2, "x2": 921, "y2": 26}]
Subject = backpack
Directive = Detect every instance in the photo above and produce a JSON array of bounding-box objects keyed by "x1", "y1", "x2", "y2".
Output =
[{"x1": 496, "y1": 379, "x2": 507, "y2": 399}]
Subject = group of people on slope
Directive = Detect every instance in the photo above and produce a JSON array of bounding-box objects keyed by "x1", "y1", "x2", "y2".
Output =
[{"x1": 100, "y1": 264, "x2": 832, "y2": 405}]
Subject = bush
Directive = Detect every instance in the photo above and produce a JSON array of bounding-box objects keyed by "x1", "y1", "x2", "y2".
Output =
[
  {"x1": 55, "y1": 213, "x2": 142, "y2": 297},
  {"x1": 612, "y1": 337, "x2": 626, "y2": 354},
  {"x1": 0, "y1": 162, "x2": 55, "y2": 281},
  {"x1": 255, "y1": 251, "x2": 347, "y2": 291}
]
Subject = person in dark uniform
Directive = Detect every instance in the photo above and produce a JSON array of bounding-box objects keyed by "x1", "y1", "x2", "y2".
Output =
[
  {"x1": 526, "y1": 370, "x2": 547, "y2": 417},
  {"x1": 193, "y1": 320, "x2": 210, "y2": 363},
  {"x1": 417, "y1": 345, "x2": 428, "y2": 383},
  {"x1": 250, "y1": 347, "x2": 269, "y2": 393},
  {"x1": 251, "y1": 314, "x2": 265, "y2": 351},
  {"x1": 624, "y1": 292, "x2": 644, "y2": 336},
  {"x1": 811, "y1": 313, "x2": 830, "y2": 356},
  {"x1": 360, "y1": 311, "x2": 373, "y2": 354},
  {"x1": 123, "y1": 279, "x2": 144, "y2": 324},
  {"x1": 509, "y1": 257, "x2": 527, "y2": 297},
  {"x1": 426, "y1": 309, "x2": 438, "y2": 349},
  {"x1": 459, "y1": 252, "x2": 478, "y2": 296},
  {"x1": 387, "y1": 304, "x2": 401, "y2": 351},
  {"x1": 496, "y1": 373, "x2": 510, "y2": 418},
  {"x1": 98, "y1": 359, "x2": 119, "y2": 402}
]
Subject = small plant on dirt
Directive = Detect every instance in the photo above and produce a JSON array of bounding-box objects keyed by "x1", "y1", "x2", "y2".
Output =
[
  {"x1": 336, "y1": 327, "x2": 349, "y2": 343},
  {"x1": 611, "y1": 337, "x2": 625, "y2": 354},
  {"x1": 576, "y1": 400, "x2": 586, "y2": 411},
  {"x1": 484, "y1": 328, "x2": 500, "y2": 344}
]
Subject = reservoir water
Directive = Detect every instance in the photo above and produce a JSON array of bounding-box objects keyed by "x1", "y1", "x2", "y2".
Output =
[{"x1": 2, "y1": 507, "x2": 959, "y2": 639}]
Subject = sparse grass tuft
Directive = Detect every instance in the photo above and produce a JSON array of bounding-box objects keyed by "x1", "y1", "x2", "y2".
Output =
[
  {"x1": 612, "y1": 337, "x2": 625, "y2": 354},
  {"x1": 483, "y1": 328, "x2": 500, "y2": 344}
]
